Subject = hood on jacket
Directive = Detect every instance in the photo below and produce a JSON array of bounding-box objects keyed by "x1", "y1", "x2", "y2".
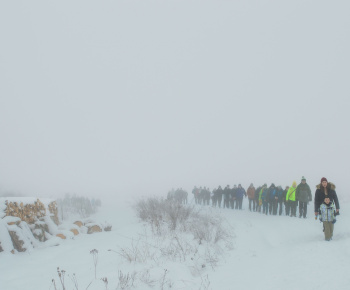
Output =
[{"x1": 316, "y1": 182, "x2": 336, "y2": 190}]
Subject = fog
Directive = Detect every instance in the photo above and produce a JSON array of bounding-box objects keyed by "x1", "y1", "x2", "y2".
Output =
[{"x1": 1, "y1": 1, "x2": 349, "y2": 199}]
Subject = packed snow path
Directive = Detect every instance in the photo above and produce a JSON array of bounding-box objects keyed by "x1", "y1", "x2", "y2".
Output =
[{"x1": 0, "y1": 198, "x2": 349, "y2": 290}]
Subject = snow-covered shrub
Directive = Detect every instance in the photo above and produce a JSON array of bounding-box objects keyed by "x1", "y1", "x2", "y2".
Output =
[
  {"x1": 134, "y1": 197, "x2": 193, "y2": 233},
  {"x1": 128, "y1": 196, "x2": 233, "y2": 279},
  {"x1": 57, "y1": 194, "x2": 101, "y2": 222},
  {"x1": 134, "y1": 197, "x2": 231, "y2": 244}
]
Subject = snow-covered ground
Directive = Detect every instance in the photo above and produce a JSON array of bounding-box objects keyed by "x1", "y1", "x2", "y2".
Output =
[{"x1": 1, "y1": 196, "x2": 349, "y2": 290}]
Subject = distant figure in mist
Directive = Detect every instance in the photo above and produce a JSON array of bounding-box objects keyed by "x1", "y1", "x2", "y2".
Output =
[
  {"x1": 203, "y1": 187, "x2": 211, "y2": 205},
  {"x1": 276, "y1": 186, "x2": 284, "y2": 215},
  {"x1": 255, "y1": 185, "x2": 262, "y2": 212},
  {"x1": 216, "y1": 186, "x2": 223, "y2": 207},
  {"x1": 261, "y1": 184, "x2": 269, "y2": 215},
  {"x1": 236, "y1": 184, "x2": 246, "y2": 210},
  {"x1": 192, "y1": 186, "x2": 200, "y2": 204},
  {"x1": 295, "y1": 176, "x2": 312, "y2": 218},
  {"x1": 230, "y1": 185, "x2": 237, "y2": 209},
  {"x1": 247, "y1": 183, "x2": 256, "y2": 211},
  {"x1": 267, "y1": 183, "x2": 277, "y2": 215},
  {"x1": 223, "y1": 185, "x2": 231, "y2": 209},
  {"x1": 286, "y1": 181, "x2": 298, "y2": 217},
  {"x1": 282, "y1": 186, "x2": 289, "y2": 215}
]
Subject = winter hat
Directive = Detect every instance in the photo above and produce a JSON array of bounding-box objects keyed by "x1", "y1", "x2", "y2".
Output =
[
  {"x1": 301, "y1": 176, "x2": 306, "y2": 181},
  {"x1": 321, "y1": 177, "x2": 328, "y2": 183},
  {"x1": 292, "y1": 181, "x2": 297, "y2": 187}
]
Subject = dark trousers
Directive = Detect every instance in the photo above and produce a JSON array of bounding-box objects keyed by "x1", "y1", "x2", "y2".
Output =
[
  {"x1": 224, "y1": 199, "x2": 230, "y2": 208},
  {"x1": 249, "y1": 199, "x2": 256, "y2": 211},
  {"x1": 290, "y1": 201, "x2": 297, "y2": 217},
  {"x1": 278, "y1": 201, "x2": 284, "y2": 215},
  {"x1": 217, "y1": 196, "x2": 222, "y2": 208},
  {"x1": 262, "y1": 201, "x2": 268, "y2": 215},
  {"x1": 271, "y1": 199, "x2": 278, "y2": 215},
  {"x1": 236, "y1": 198, "x2": 243, "y2": 209},
  {"x1": 299, "y1": 201, "x2": 308, "y2": 218},
  {"x1": 285, "y1": 201, "x2": 290, "y2": 216}
]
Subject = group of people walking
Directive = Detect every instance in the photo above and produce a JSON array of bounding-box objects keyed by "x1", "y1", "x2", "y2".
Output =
[
  {"x1": 192, "y1": 177, "x2": 314, "y2": 218},
  {"x1": 189, "y1": 176, "x2": 340, "y2": 241},
  {"x1": 168, "y1": 177, "x2": 340, "y2": 241}
]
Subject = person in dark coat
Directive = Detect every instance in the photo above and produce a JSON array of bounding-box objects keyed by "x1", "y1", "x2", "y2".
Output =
[
  {"x1": 223, "y1": 185, "x2": 231, "y2": 209},
  {"x1": 283, "y1": 186, "x2": 290, "y2": 215},
  {"x1": 230, "y1": 185, "x2": 237, "y2": 209},
  {"x1": 267, "y1": 183, "x2": 277, "y2": 215},
  {"x1": 236, "y1": 184, "x2": 246, "y2": 210},
  {"x1": 314, "y1": 177, "x2": 340, "y2": 217},
  {"x1": 216, "y1": 186, "x2": 223, "y2": 208},
  {"x1": 212, "y1": 188, "x2": 217, "y2": 207},
  {"x1": 276, "y1": 186, "x2": 285, "y2": 215},
  {"x1": 192, "y1": 186, "x2": 200, "y2": 204},
  {"x1": 261, "y1": 185, "x2": 269, "y2": 215},
  {"x1": 203, "y1": 187, "x2": 211, "y2": 205},
  {"x1": 295, "y1": 176, "x2": 312, "y2": 218}
]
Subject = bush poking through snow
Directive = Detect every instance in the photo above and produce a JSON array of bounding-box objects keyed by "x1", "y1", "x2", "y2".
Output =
[
  {"x1": 57, "y1": 194, "x2": 101, "y2": 222},
  {"x1": 134, "y1": 196, "x2": 231, "y2": 244},
  {"x1": 90, "y1": 249, "x2": 99, "y2": 279},
  {"x1": 117, "y1": 270, "x2": 136, "y2": 290}
]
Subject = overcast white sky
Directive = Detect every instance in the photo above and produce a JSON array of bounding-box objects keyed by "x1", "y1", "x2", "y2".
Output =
[{"x1": 1, "y1": 1, "x2": 349, "y2": 199}]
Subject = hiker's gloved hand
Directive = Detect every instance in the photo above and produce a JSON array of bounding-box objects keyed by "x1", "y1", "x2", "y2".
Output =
[{"x1": 332, "y1": 219, "x2": 336, "y2": 224}]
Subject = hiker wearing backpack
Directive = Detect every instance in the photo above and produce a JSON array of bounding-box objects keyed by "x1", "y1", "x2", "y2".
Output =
[
  {"x1": 286, "y1": 181, "x2": 298, "y2": 217},
  {"x1": 314, "y1": 177, "x2": 340, "y2": 217},
  {"x1": 318, "y1": 196, "x2": 337, "y2": 241},
  {"x1": 295, "y1": 176, "x2": 312, "y2": 218}
]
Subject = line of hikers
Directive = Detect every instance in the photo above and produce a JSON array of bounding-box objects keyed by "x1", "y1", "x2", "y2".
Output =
[
  {"x1": 191, "y1": 176, "x2": 314, "y2": 218},
  {"x1": 168, "y1": 177, "x2": 340, "y2": 241}
]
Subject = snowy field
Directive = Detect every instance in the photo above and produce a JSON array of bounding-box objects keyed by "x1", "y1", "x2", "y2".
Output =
[{"x1": 1, "y1": 196, "x2": 349, "y2": 290}]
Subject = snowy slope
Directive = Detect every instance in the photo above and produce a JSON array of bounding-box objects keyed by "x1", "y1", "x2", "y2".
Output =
[{"x1": 0, "y1": 196, "x2": 349, "y2": 290}]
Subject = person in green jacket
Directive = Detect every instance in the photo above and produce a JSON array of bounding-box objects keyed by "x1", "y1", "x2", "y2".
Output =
[
  {"x1": 286, "y1": 181, "x2": 297, "y2": 217},
  {"x1": 258, "y1": 184, "x2": 267, "y2": 213},
  {"x1": 295, "y1": 176, "x2": 312, "y2": 218}
]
